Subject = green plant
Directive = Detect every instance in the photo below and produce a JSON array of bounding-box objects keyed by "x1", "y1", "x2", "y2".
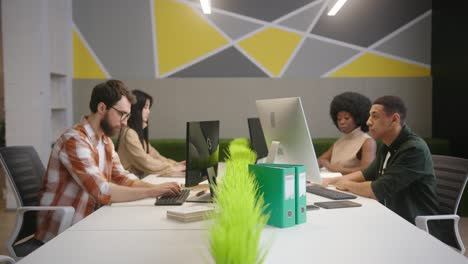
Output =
[
  {"x1": 226, "y1": 138, "x2": 256, "y2": 163},
  {"x1": 208, "y1": 139, "x2": 270, "y2": 264}
]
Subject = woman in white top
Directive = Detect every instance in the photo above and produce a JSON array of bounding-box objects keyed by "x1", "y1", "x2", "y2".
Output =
[{"x1": 318, "y1": 92, "x2": 376, "y2": 174}]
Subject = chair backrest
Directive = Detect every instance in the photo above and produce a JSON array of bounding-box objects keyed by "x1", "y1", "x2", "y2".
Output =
[
  {"x1": 0, "y1": 146, "x2": 45, "y2": 242},
  {"x1": 432, "y1": 155, "x2": 468, "y2": 215}
]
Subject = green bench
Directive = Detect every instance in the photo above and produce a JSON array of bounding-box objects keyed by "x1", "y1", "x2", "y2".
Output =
[{"x1": 150, "y1": 138, "x2": 451, "y2": 162}]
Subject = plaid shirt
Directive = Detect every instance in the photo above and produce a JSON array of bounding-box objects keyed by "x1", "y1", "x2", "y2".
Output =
[{"x1": 36, "y1": 117, "x2": 138, "y2": 242}]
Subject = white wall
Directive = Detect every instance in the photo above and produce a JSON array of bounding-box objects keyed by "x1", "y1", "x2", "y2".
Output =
[
  {"x1": 2, "y1": 0, "x2": 72, "y2": 209},
  {"x1": 73, "y1": 78, "x2": 432, "y2": 139},
  {"x1": 3, "y1": 0, "x2": 52, "y2": 163}
]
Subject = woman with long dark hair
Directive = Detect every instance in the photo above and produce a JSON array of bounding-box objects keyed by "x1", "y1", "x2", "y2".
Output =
[{"x1": 116, "y1": 90, "x2": 185, "y2": 178}]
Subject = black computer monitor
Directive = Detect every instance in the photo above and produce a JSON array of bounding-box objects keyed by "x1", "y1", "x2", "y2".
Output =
[
  {"x1": 185, "y1": 121, "x2": 220, "y2": 189},
  {"x1": 247, "y1": 117, "x2": 268, "y2": 161}
]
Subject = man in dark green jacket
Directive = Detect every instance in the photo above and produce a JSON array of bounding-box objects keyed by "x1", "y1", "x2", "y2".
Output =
[
  {"x1": 323, "y1": 96, "x2": 462, "y2": 248},
  {"x1": 323, "y1": 95, "x2": 440, "y2": 224}
]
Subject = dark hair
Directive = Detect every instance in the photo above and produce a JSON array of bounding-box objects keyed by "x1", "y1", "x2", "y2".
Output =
[
  {"x1": 116, "y1": 90, "x2": 153, "y2": 153},
  {"x1": 330, "y1": 92, "x2": 372, "y2": 132},
  {"x1": 89, "y1": 80, "x2": 136, "y2": 113},
  {"x1": 373, "y1": 96, "x2": 407, "y2": 124}
]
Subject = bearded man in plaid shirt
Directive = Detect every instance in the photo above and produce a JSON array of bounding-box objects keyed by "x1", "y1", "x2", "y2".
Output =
[{"x1": 35, "y1": 80, "x2": 181, "y2": 242}]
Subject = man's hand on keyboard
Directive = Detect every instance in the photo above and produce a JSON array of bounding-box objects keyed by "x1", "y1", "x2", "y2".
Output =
[{"x1": 150, "y1": 182, "x2": 181, "y2": 197}]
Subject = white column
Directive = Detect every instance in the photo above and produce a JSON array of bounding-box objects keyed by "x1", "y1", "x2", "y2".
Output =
[
  {"x1": 2, "y1": 0, "x2": 51, "y2": 163},
  {"x1": 2, "y1": 0, "x2": 72, "y2": 209}
]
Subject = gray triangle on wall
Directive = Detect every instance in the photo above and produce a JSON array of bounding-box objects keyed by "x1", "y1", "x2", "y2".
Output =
[
  {"x1": 374, "y1": 15, "x2": 431, "y2": 65},
  {"x1": 279, "y1": 3, "x2": 322, "y2": 32},
  {"x1": 204, "y1": 12, "x2": 263, "y2": 40},
  {"x1": 169, "y1": 47, "x2": 268, "y2": 77}
]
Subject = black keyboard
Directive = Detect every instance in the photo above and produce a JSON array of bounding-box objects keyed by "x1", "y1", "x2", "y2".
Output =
[
  {"x1": 306, "y1": 185, "x2": 357, "y2": 200},
  {"x1": 155, "y1": 189, "x2": 191, "y2": 205}
]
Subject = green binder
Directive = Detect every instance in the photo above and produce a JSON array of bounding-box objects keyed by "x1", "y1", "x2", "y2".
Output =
[
  {"x1": 293, "y1": 165, "x2": 307, "y2": 225},
  {"x1": 249, "y1": 164, "x2": 296, "y2": 228},
  {"x1": 255, "y1": 164, "x2": 307, "y2": 225}
]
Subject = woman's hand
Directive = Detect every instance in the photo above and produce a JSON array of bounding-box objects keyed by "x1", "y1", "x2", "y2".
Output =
[
  {"x1": 322, "y1": 161, "x2": 341, "y2": 173},
  {"x1": 173, "y1": 163, "x2": 186, "y2": 172}
]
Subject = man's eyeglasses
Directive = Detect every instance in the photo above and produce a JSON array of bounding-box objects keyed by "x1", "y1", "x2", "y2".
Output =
[{"x1": 111, "y1": 106, "x2": 131, "y2": 121}]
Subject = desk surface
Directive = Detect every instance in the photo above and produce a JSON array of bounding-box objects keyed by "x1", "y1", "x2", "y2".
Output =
[
  {"x1": 20, "y1": 209, "x2": 468, "y2": 264},
  {"x1": 18, "y1": 176, "x2": 468, "y2": 264},
  {"x1": 18, "y1": 230, "x2": 212, "y2": 264}
]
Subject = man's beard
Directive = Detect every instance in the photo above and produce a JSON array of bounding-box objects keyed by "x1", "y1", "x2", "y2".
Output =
[{"x1": 100, "y1": 113, "x2": 118, "y2": 137}]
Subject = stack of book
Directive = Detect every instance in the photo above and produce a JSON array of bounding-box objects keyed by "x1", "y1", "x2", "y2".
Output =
[{"x1": 166, "y1": 205, "x2": 214, "y2": 222}]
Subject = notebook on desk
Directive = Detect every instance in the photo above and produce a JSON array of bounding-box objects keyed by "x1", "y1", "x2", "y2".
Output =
[{"x1": 166, "y1": 205, "x2": 214, "y2": 222}]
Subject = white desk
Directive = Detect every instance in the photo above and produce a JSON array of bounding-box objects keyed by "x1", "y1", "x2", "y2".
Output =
[
  {"x1": 68, "y1": 191, "x2": 368, "y2": 232},
  {"x1": 70, "y1": 172, "x2": 369, "y2": 231},
  {"x1": 18, "y1": 230, "x2": 212, "y2": 264},
  {"x1": 264, "y1": 198, "x2": 465, "y2": 264},
  {"x1": 68, "y1": 205, "x2": 212, "y2": 231},
  {"x1": 69, "y1": 175, "x2": 212, "y2": 231},
  {"x1": 18, "y1": 202, "x2": 468, "y2": 264},
  {"x1": 17, "y1": 175, "x2": 468, "y2": 263}
]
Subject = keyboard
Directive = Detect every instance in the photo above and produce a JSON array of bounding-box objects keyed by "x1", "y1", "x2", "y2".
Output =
[
  {"x1": 306, "y1": 185, "x2": 357, "y2": 200},
  {"x1": 155, "y1": 189, "x2": 191, "y2": 205}
]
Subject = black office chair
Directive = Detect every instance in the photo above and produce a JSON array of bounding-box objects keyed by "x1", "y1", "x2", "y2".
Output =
[
  {"x1": 0, "y1": 255, "x2": 15, "y2": 263},
  {"x1": 0, "y1": 146, "x2": 74, "y2": 260},
  {"x1": 415, "y1": 155, "x2": 468, "y2": 254}
]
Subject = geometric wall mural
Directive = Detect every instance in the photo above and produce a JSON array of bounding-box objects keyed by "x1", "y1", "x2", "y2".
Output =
[
  {"x1": 72, "y1": 29, "x2": 109, "y2": 79},
  {"x1": 73, "y1": 0, "x2": 431, "y2": 78},
  {"x1": 73, "y1": 0, "x2": 155, "y2": 79},
  {"x1": 329, "y1": 53, "x2": 431, "y2": 78},
  {"x1": 155, "y1": 0, "x2": 229, "y2": 76},
  {"x1": 238, "y1": 28, "x2": 302, "y2": 76}
]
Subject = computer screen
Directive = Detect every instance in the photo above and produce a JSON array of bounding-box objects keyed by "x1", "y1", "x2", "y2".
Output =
[
  {"x1": 185, "y1": 120, "x2": 220, "y2": 188},
  {"x1": 247, "y1": 117, "x2": 268, "y2": 161},
  {"x1": 255, "y1": 97, "x2": 322, "y2": 184}
]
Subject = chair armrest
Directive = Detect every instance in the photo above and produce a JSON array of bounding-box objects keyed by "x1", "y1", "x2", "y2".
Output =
[
  {"x1": 415, "y1": 214, "x2": 459, "y2": 232},
  {"x1": 6, "y1": 206, "x2": 74, "y2": 260},
  {"x1": 16, "y1": 206, "x2": 75, "y2": 234},
  {"x1": 0, "y1": 255, "x2": 15, "y2": 263},
  {"x1": 415, "y1": 214, "x2": 465, "y2": 254},
  {"x1": 8, "y1": 206, "x2": 75, "y2": 252}
]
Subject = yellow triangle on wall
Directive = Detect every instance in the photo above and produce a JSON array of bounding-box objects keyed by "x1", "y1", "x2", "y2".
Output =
[
  {"x1": 329, "y1": 53, "x2": 430, "y2": 77},
  {"x1": 238, "y1": 27, "x2": 302, "y2": 77},
  {"x1": 73, "y1": 30, "x2": 107, "y2": 79},
  {"x1": 154, "y1": 0, "x2": 229, "y2": 75}
]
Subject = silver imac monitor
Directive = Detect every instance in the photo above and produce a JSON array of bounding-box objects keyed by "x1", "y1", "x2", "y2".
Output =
[{"x1": 255, "y1": 97, "x2": 322, "y2": 184}]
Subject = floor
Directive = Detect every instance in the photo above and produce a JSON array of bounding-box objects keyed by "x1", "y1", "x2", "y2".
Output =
[{"x1": 1, "y1": 199, "x2": 468, "y2": 259}]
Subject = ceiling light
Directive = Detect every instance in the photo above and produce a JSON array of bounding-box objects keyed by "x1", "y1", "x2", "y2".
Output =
[
  {"x1": 200, "y1": 0, "x2": 211, "y2": 14},
  {"x1": 327, "y1": 0, "x2": 347, "y2": 16}
]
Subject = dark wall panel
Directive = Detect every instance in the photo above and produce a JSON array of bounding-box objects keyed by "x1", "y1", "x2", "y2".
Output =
[{"x1": 432, "y1": 1, "x2": 468, "y2": 159}]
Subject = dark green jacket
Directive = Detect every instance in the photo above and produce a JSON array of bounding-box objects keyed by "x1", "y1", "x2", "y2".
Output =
[{"x1": 363, "y1": 126, "x2": 440, "y2": 224}]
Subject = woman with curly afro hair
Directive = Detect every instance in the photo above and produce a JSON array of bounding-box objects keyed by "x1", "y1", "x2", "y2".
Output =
[{"x1": 318, "y1": 92, "x2": 376, "y2": 174}]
